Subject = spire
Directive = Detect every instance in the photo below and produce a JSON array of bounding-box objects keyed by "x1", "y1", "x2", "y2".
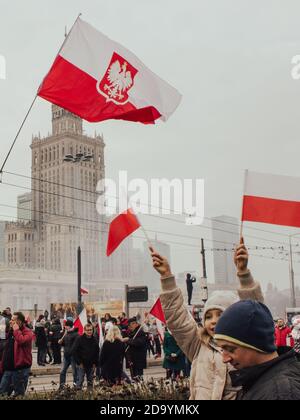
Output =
[{"x1": 51, "y1": 104, "x2": 82, "y2": 136}]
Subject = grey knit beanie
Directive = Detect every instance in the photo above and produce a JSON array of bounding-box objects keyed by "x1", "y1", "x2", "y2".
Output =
[{"x1": 203, "y1": 291, "x2": 238, "y2": 320}]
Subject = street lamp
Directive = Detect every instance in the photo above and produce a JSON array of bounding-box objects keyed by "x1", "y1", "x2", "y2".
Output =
[
  {"x1": 63, "y1": 152, "x2": 93, "y2": 311},
  {"x1": 289, "y1": 233, "x2": 300, "y2": 308}
]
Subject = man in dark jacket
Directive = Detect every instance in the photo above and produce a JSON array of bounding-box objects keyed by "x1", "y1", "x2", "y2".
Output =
[
  {"x1": 0, "y1": 312, "x2": 34, "y2": 396},
  {"x1": 58, "y1": 320, "x2": 79, "y2": 388},
  {"x1": 186, "y1": 273, "x2": 196, "y2": 306},
  {"x1": 34, "y1": 316, "x2": 47, "y2": 366},
  {"x1": 215, "y1": 300, "x2": 300, "y2": 400},
  {"x1": 124, "y1": 317, "x2": 147, "y2": 380},
  {"x1": 49, "y1": 318, "x2": 62, "y2": 364},
  {"x1": 73, "y1": 323, "x2": 99, "y2": 390}
]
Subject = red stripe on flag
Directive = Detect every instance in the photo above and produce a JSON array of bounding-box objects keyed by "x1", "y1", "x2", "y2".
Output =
[
  {"x1": 38, "y1": 55, "x2": 161, "y2": 124},
  {"x1": 242, "y1": 195, "x2": 300, "y2": 228},
  {"x1": 106, "y1": 209, "x2": 140, "y2": 256}
]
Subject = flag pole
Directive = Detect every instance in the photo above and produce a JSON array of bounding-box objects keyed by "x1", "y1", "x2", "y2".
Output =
[
  {"x1": 125, "y1": 313, "x2": 150, "y2": 353},
  {"x1": 134, "y1": 212, "x2": 153, "y2": 249},
  {"x1": 240, "y1": 169, "x2": 248, "y2": 240},
  {"x1": 0, "y1": 13, "x2": 82, "y2": 176},
  {"x1": 0, "y1": 95, "x2": 38, "y2": 176}
]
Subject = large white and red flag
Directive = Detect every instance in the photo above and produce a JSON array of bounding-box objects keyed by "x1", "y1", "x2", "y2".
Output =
[
  {"x1": 242, "y1": 171, "x2": 300, "y2": 228},
  {"x1": 74, "y1": 308, "x2": 88, "y2": 336},
  {"x1": 106, "y1": 208, "x2": 140, "y2": 256},
  {"x1": 38, "y1": 18, "x2": 181, "y2": 124}
]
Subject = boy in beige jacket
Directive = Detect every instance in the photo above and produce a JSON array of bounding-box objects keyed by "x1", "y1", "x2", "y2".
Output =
[{"x1": 150, "y1": 238, "x2": 264, "y2": 400}]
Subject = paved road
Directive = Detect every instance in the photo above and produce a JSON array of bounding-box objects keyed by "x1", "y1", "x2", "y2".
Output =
[{"x1": 28, "y1": 365, "x2": 166, "y2": 393}]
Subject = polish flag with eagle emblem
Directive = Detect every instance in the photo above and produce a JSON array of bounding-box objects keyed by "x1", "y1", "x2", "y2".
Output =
[{"x1": 38, "y1": 18, "x2": 181, "y2": 124}]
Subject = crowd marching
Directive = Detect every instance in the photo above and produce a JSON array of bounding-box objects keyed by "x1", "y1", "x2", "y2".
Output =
[{"x1": 0, "y1": 240, "x2": 300, "y2": 400}]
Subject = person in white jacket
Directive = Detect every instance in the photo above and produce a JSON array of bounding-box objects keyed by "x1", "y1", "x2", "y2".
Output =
[{"x1": 150, "y1": 238, "x2": 264, "y2": 400}]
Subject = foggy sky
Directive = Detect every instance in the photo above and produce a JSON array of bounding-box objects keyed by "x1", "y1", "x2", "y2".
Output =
[{"x1": 1, "y1": 0, "x2": 300, "y2": 293}]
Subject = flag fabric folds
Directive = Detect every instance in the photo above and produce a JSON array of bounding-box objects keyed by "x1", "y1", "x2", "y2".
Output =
[
  {"x1": 38, "y1": 18, "x2": 181, "y2": 124},
  {"x1": 80, "y1": 287, "x2": 89, "y2": 296},
  {"x1": 74, "y1": 308, "x2": 87, "y2": 336},
  {"x1": 149, "y1": 297, "x2": 166, "y2": 324},
  {"x1": 242, "y1": 171, "x2": 300, "y2": 228},
  {"x1": 106, "y1": 208, "x2": 140, "y2": 256}
]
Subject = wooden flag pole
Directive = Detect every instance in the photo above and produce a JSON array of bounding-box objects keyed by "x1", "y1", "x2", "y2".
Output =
[{"x1": 240, "y1": 169, "x2": 249, "y2": 240}]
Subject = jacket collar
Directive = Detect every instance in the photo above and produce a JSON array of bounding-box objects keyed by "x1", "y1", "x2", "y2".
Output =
[{"x1": 230, "y1": 350, "x2": 296, "y2": 390}]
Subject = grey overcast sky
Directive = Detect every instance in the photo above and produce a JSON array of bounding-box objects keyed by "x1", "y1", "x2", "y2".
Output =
[{"x1": 1, "y1": 0, "x2": 300, "y2": 292}]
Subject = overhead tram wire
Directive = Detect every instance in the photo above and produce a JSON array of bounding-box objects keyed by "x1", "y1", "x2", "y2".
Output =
[
  {"x1": 1, "y1": 210, "x2": 292, "y2": 262},
  {"x1": 2, "y1": 170, "x2": 290, "y2": 239},
  {"x1": 0, "y1": 202, "x2": 288, "y2": 250},
  {"x1": 0, "y1": 179, "x2": 291, "y2": 247}
]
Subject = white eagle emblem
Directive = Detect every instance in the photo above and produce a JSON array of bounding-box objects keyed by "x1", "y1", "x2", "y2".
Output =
[{"x1": 96, "y1": 52, "x2": 138, "y2": 105}]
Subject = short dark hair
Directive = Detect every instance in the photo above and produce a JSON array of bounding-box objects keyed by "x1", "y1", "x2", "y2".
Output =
[
  {"x1": 13, "y1": 312, "x2": 25, "y2": 324},
  {"x1": 65, "y1": 320, "x2": 74, "y2": 328},
  {"x1": 128, "y1": 317, "x2": 138, "y2": 325}
]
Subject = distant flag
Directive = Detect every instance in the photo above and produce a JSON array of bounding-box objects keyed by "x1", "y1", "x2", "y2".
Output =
[
  {"x1": 106, "y1": 208, "x2": 140, "y2": 256},
  {"x1": 149, "y1": 297, "x2": 166, "y2": 324},
  {"x1": 242, "y1": 171, "x2": 300, "y2": 228},
  {"x1": 38, "y1": 18, "x2": 181, "y2": 125},
  {"x1": 74, "y1": 308, "x2": 87, "y2": 336},
  {"x1": 156, "y1": 318, "x2": 165, "y2": 342},
  {"x1": 98, "y1": 322, "x2": 104, "y2": 349},
  {"x1": 80, "y1": 287, "x2": 89, "y2": 296}
]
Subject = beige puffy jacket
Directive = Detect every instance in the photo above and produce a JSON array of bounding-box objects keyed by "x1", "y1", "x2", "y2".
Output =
[{"x1": 160, "y1": 270, "x2": 264, "y2": 400}]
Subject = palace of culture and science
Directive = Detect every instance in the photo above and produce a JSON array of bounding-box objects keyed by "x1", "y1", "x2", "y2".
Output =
[{"x1": 0, "y1": 105, "x2": 156, "y2": 312}]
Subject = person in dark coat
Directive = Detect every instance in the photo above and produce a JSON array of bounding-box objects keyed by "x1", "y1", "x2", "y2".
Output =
[
  {"x1": 73, "y1": 324, "x2": 99, "y2": 390},
  {"x1": 34, "y1": 316, "x2": 48, "y2": 366},
  {"x1": 49, "y1": 318, "x2": 62, "y2": 364},
  {"x1": 163, "y1": 328, "x2": 185, "y2": 380},
  {"x1": 215, "y1": 300, "x2": 300, "y2": 400},
  {"x1": 186, "y1": 273, "x2": 196, "y2": 306},
  {"x1": 58, "y1": 320, "x2": 79, "y2": 388},
  {"x1": 123, "y1": 317, "x2": 147, "y2": 380},
  {"x1": 99, "y1": 325, "x2": 125, "y2": 385}
]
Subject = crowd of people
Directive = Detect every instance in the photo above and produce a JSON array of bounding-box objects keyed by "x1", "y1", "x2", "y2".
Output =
[
  {"x1": 1, "y1": 239, "x2": 300, "y2": 399},
  {"x1": 0, "y1": 308, "x2": 172, "y2": 396}
]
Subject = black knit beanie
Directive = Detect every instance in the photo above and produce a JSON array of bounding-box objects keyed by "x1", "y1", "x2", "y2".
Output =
[{"x1": 214, "y1": 300, "x2": 276, "y2": 353}]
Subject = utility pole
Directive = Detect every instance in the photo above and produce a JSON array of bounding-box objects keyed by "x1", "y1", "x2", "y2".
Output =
[
  {"x1": 77, "y1": 246, "x2": 82, "y2": 312},
  {"x1": 124, "y1": 284, "x2": 129, "y2": 317},
  {"x1": 289, "y1": 236, "x2": 297, "y2": 308},
  {"x1": 201, "y1": 238, "x2": 207, "y2": 279},
  {"x1": 201, "y1": 238, "x2": 208, "y2": 303}
]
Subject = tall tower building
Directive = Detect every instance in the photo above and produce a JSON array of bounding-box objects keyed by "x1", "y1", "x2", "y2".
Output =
[
  {"x1": 211, "y1": 215, "x2": 239, "y2": 285},
  {"x1": 17, "y1": 193, "x2": 32, "y2": 222},
  {"x1": 30, "y1": 105, "x2": 106, "y2": 282}
]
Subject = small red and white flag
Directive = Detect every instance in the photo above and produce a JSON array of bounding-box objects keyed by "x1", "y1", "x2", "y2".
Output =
[
  {"x1": 98, "y1": 322, "x2": 104, "y2": 349},
  {"x1": 38, "y1": 18, "x2": 181, "y2": 124},
  {"x1": 106, "y1": 208, "x2": 140, "y2": 256},
  {"x1": 242, "y1": 171, "x2": 300, "y2": 228},
  {"x1": 80, "y1": 287, "x2": 89, "y2": 296},
  {"x1": 149, "y1": 297, "x2": 166, "y2": 324},
  {"x1": 74, "y1": 308, "x2": 88, "y2": 336}
]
